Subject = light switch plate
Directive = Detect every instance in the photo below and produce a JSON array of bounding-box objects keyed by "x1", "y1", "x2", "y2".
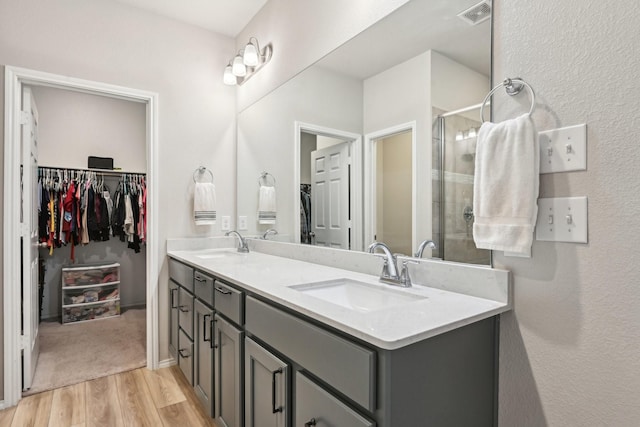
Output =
[
  {"x1": 536, "y1": 196, "x2": 588, "y2": 243},
  {"x1": 539, "y1": 124, "x2": 587, "y2": 173},
  {"x1": 238, "y1": 215, "x2": 248, "y2": 230},
  {"x1": 221, "y1": 216, "x2": 231, "y2": 231}
]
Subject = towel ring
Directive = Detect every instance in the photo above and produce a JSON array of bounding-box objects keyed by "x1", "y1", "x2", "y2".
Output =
[
  {"x1": 480, "y1": 77, "x2": 536, "y2": 124},
  {"x1": 193, "y1": 166, "x2": 214, "y2": 183},
  {"x1": 258, "y1": 171, "x2": 276, "y2": 187}
]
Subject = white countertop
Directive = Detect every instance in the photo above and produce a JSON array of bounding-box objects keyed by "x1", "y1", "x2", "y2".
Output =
[{"x1": 168, "y1": 247, "x2": 510, "y2": 350}]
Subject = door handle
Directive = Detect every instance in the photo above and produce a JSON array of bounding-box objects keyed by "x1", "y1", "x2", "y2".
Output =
[
  {"x1": 203, "y1": 314, "x2": 211, "y2": 343},
  {"x1": 215, "y1": 286, "x2": 232, "y2": 295},
  {"x1": 170, "y1": 288, "x2": 178, "y2": 309},
  {"x1": 305, "y1": 418, "x2": 317, "y2": 426},
  {"x1": 271, "y1": 368, "x2": 283, "y2": 413}
]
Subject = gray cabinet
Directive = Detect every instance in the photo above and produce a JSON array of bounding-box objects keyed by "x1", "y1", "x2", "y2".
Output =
[
  {"x1": 245, "y1": 337, "x2": 289, "y2": 427},
  {"x1": 194, "y1": 299, "x2": 215, "y2": 417},
  {"x1": 295, "y1": 371, "x2": 375, "y2": 427},
  {"x1": 215, "y1": 314, "x2": 243, "y2": 427},
  {"x1": 178, "y1": 328, "x2": 194, "y2": 385},
  {"x1": 168, "y1": 279, "x2": 179, "y2": 359}
]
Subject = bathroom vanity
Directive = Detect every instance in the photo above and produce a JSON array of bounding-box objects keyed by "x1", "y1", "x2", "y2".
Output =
[{"x1": 167, "y1": 245, "x2": 510, "y2": 427}]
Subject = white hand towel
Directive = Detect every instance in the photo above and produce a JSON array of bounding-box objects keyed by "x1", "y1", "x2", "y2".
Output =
[
  {"x1": 194, "y1": 182, "x2": 217, "y2": 225},
  {"x1": 257, "y1": 185, "x2": 277, "y2": 224},
  {"x1": 473, "y1": 114, "x2": 539, "y2": 255}
]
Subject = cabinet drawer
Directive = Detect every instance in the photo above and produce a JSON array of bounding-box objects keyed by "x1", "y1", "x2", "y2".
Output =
[
  {"x1": 194, "y1": 271, "x2": 214, "y2": 307},
  {"x1": 295, "y1": 371, "x2": 375, "y2": 427},
  {"x1": 178, "y1": 287, "x2": 194, "y2": 339},
  {"x1": 214, "y1": 280, "x2": 244, "y2": 326},
  {"x1": 178, "y1": 328, "x2": 194, "y2": 385},
  {"x1": 169, "y1": 259, "x2": 194, "y2": 292},
  {"x1": 246, "y1": 296, "x2": 376, "y2": 411}
]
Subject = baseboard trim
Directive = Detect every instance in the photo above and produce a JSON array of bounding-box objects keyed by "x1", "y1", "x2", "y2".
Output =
[{"x1": 158, "y1": 357, "x2": 177, "y2": 369}]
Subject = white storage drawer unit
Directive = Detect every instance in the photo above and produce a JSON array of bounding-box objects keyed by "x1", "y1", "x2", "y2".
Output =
[{"x1": 61, "y1": 262, "x2": 121, "y2": 324}]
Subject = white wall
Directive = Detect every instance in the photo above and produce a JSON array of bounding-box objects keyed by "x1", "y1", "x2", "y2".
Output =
[
  {"x1": 493, "y1": 0, "x2": 640, "y2": 424},
  {"x1": 30, "y1": 86, "x2": 146, "y2": 171},
  {"x1": 431, "y1": 50, "x2": 489, "y2": 112},
  {"x1": 364, "y1": 51, "x2": 431, "y2": 247},
  {"x1": 236, "y1": 65, "x2": 363, "y2": 237},
  {"x1": 0, "y1": 0, "x2": 237, "y2": 383},
  {"x1": 235, "y1": 0, "x2": 411, "y2": 111}
]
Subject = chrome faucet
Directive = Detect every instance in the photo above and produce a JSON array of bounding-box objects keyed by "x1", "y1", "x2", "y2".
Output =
[
  {"x1": 415, "y1": 239, "x2": 437, "y2": 258},
  {"x1": 225, "y1": 230, "x2": 249, "y2": 253},
  {"x1": 262, "y1": 228, "x2": 278, "y2": 240},
  {"x1": 367, "y1": 242, "x2": 413, "y2": 287}
]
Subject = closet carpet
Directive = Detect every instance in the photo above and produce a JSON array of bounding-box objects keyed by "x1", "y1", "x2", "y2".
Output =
[{"x1": 24, "y1": 308, "x2": 146, "y2": 396}]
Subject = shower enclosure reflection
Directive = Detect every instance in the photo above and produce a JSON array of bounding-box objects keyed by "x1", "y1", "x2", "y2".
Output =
[{"x1": 433, "y1": 104, "x2": 490, "y2": 264}]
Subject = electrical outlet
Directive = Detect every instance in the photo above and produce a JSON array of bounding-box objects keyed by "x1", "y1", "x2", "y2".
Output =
[
  {"x1": 221, "y1": 216, "x2": 230, "y2": 231},
  {"x1": 238, "y1": 216, "x2": 248, "y2": 230}
]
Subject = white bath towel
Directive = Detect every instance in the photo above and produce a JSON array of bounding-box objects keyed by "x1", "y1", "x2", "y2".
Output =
[
  {"x1": 473, "y1": 114, "x2": 539, "y2": 255},
  {"x1": 194, "y1": 182, "x2": 217, "y2": 225},
  {"x1": 257, "y1": 185, "x2": 276, "y2": 224}
]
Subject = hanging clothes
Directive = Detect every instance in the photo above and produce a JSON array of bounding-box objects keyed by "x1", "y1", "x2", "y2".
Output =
[{"x1": 37, "y1": 167, "x2": 147, "y2": 258}]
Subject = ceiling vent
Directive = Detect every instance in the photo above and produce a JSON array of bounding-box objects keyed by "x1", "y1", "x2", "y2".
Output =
[{"x1": 457, "y1": 0, "x2": 492, "y2": 25}]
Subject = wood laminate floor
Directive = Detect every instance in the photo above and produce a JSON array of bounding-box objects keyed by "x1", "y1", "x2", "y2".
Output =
[{"x1": 0, "y1": 366, "x2": 217, "y2": 427}]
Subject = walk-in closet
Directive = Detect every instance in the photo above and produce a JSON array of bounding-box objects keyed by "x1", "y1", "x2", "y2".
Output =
[{"x1": 23, "y1": 85, "x2": 148, "y2": 395}]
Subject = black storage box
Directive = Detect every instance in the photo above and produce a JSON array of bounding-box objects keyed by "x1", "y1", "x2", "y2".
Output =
[{"x1": 88, "y1": 156, "x2": 114, "y2": 170}]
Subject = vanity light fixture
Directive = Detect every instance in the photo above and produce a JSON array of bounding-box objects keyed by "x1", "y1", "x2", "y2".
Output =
[
  {"x1": 223, "y1": 37, "x2": 273, "y2": 86},
  {"x1": 468, "y1": 127, "x2": 477, "y2": 138}
]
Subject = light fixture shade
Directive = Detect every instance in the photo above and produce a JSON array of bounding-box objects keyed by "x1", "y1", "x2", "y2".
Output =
[
  {"x1": 223, "y1": 65, "x2": 236, "y2": 85},
  {"x1": 455, "y1": 131, "x2": 464, "y2": 141},
  {"x1": 468, "y1": 127, "x2": 477, "y2": 138},
  {"x1": 243, "y1": 42, "x2": 259, "y2": 67},
  {"x1": 232, "y1": 55, "x2": 247, "y2": 77}
]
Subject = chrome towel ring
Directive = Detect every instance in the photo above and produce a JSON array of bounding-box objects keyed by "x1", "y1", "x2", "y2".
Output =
[
  {"x1": 258, "y1": 171, "x2": 276, "y2": 187},
  {"x1": 480, "y1": 77, "x2": 536, "y2": 123},
  {"x1": 193, "y1": 166, "x2": 214, "y2": 183}
]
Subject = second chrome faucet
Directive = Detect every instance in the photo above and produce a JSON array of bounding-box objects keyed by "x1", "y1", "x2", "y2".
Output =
[
  {"x1": 367, "y1": 242, "x2": 413, "y2": 287},
  {"x1": 225, "y1": 230, "x2": 249, "y2": 253}
]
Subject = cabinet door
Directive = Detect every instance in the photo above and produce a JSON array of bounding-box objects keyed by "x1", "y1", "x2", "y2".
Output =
[
  {"x1": 178, "y1": 328, "x2": 194, "y2": 385},
  {"x1": 245, "y1": 337, "x2": 289, "y2": 427},
  {"x1": 214, "y1": 314, "x2": 243, "y2": 427},
  {"x1": 194, "y1": 299, "x2": 215, "y2": 417},
  {"x1": 169, "y1": 280, "x2": 179, "y2": 359},
  {"x1": 295, "y1": 372, "x2": 375, "y2": 427}
]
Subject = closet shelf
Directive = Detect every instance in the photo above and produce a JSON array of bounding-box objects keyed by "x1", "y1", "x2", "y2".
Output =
[
  {"x1": 62, "y1": 298, "x2": 120, "y2": 309},
  {"x1": 62, "y1": 281, "x2": 120, "y2": 290}
]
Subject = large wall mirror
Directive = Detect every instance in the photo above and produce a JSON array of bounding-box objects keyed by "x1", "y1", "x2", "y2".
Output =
[{"x1": 237, "y1": 0, "x2": 492, "y2": 265}]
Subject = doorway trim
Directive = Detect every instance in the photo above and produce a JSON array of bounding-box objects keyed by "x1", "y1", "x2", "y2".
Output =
[
  {"x1": 363, "y1": 121, "x2": 417, "y2": 252},
  {"x1": 294, "y1": 122, "x2": 363, "y2": 251},
  {"x1": 3, "y1": 66, "x2": 159, "y2": 407}
]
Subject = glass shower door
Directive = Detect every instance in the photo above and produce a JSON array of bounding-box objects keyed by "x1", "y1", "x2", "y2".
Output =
[{"x1": 433, "y1": 105, "x2": 490, "y2": 265}]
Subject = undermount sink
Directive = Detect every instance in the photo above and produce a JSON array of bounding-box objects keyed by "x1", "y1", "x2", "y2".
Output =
[
  {"x1": 289, "y1": 278, "x2": 427, "y2": 313},
  {"x1": 194, "y1": 250, "x2": 243, "y2": 260}
]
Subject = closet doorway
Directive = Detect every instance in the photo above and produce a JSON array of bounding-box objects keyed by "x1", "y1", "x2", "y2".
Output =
[
  {"x1": 294, "y1": 122, "x2": 363, "y2": 251},
  {"x1": 3, "y1": 66, "x2": 159, "y2": 407}
]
